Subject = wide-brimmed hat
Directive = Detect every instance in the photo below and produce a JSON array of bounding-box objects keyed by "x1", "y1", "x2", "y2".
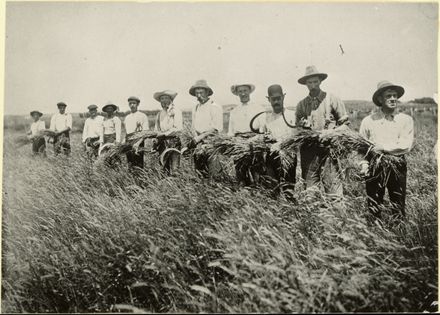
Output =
[
  {"x1": 102, "y1": 103, "x2": 118, "y2": 112},
  {"x1": 372, "y1": 81, "x2": 405, "y2": 106},
  {"x1": 189, "y1": 79, "x2": 213, "y2": 97},
  {"x1": 267, "y1": 84, "x2": 285, "y2": 97},
  {"x1": 30, "y1": 110, "x2": 43, "y2": 117},
  {"x1": 298, "y1": 65, "x2": 328, "y2": 85},
  {"x1": 153, "y1": 90, "x2": 178, "y2": 102},
  {"x1": 231, "y1": 84, "x2": 255, "y2": 95},
  {"x1": 87, "y1": 104, "x2": 98, "y2": 111},
  {"x1": 128, "y1": 96, "x2": 140, "y2": 103},
  {"x1": 57, "y1": 102, "x2": 67, "y2": 108}
]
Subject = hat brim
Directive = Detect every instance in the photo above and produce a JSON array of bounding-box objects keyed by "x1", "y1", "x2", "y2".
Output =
[
  {"x1": 154, "y1": 92, "x2": 178, "y2": 102},
  {"x1": 30, "y1": 111, "x2": 43, "y2": 117},
  {"x1": 102, "y1": 104, "x2": 118, "y2": 112},
  {"x1": 372, "y1": 85, "x2": 405, "y2": 106},
  {"x1": 189, "y1": 86, "x2": 213, "y2": 97},
  {"x1": 231, "y1": 84, "x2": 256, "y2": 95},
  {"x1": 298, "y1": 73, "x2": 328, "y2": 85}
]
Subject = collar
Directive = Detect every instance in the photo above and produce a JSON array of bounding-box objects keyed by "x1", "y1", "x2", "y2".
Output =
[
  {"x1": 378, "y1": 109, "x2": 396, "y2": 120},
  {"x1": 306, "y1": 90, "x2": 326, "y2": 103}
]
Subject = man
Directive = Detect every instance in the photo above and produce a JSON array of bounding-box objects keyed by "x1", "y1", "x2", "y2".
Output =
[
  {"x1": 50, "y1": 102, "x2": 72, "y2": 156},
  {"x1": 100, "y1": 103, "x2": 122, "y2": 167},
  {"x1": 153, "y1": 90, "x2": 183, "y2": 174},
  {"x1": 124, "y1": 96, "x2": 149, "y2": 170},
  {"x1": 252, "y1": 84, "x2": 297, "y2": 196},
  {"x1": 82, "y1": 104, "x2": 104, "y2": 159},
  {"x1": 359, "y1": 81, "x2": 414, "y2": 222},
  {"x1": 26, "y1": 110, "x2": 46, "y2": 156},
  {"x1": 228, "y1": 84, "x2": 264, "y2": 136},
  {"x1": 296, "y1": 65, "x2": 350, "y2": 197},
  {"x1": 189, "y1": 79, "x2": 223, "y2": 175}
]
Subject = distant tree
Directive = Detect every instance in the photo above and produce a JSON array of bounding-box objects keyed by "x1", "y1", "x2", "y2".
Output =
[{"x1": 413, "y1": 97, "x2": 436, "y2": 104}]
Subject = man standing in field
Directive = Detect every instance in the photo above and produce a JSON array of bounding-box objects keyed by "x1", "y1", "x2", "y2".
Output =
[
  {"x1": 124, "y1": 96, "x2": 149, "y2": 171},
  {"x1": 359, "y1": 81, "x2": 414, "y2": 222},
  {"x1": 27, "y1": 110, "x2": 46, "y2": 156},
  {"x1": 189, "y1": 79, "x2": 223, "y2": 175},
  {"x1": 228, "y1": 83, "x2": 266, "y2": 184},
  {"x1": 50, "y1": 102, "x2": 72, "y2": 156},
  {"x1": 153, "y1": 90, "x2": 183, "y2": 174},
  {"x1": 251, "y1": 84, "x2": 297, "y2": 196},
  {"x1": 296, "y1": 66, "x2": 350, "y2": 198},
  {"x1": 82, "y1": 104, "x2": 104, "y2": 159}
]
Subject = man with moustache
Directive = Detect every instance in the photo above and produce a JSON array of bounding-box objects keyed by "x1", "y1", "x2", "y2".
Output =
[{"x1": 295, "y1": 66, "x2": 350, "y2": 198}]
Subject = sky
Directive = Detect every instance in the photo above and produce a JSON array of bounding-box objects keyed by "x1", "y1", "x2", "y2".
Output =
[{"x1": 4, "y1": 1, "x2": 438, "y2": 116}]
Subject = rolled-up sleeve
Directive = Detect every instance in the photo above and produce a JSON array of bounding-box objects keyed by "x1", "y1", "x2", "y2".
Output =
[
  {"x1": 67, "y1": 114, "x2": 73, "y2": 129},
  {"x1": 174, "y1": 109, "x2": 183, "y2": 131},
  {"x1": 331, "y1": 95, "x2": 349, "y2": 124},
  {"x1": 82, "y1": 119, "x2": 88, "y2": 142},
  {"x1": 115, "y1": 118, "x2": 122, "y2": 143},
  {"x1": 212, "y1": 105, "x2": 224, "y2": 132}
]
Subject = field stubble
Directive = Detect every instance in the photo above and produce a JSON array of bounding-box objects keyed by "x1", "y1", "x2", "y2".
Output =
[{"x1": 1, "y1": 114, "x2": 438, "y2": 313}]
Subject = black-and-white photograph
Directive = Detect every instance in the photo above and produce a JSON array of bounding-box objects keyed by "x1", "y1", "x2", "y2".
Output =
[{"x1": 2, "y1": 1, "x2": 438, "y2": 313}]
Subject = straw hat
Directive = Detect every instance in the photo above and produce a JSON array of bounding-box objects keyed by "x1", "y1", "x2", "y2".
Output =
[
  {"x1": 189, "y1": 79, "x2": 213, "y2": 96},
  {"x1": 372, "y1": 81, "x2": 405, "y2": 106},
  {"x1": 102, "y1": 103, "x2": 118, "y2": 112},
  {"x1": 298, "y1": 65, "x2": 328, "y2": 85},
  {"x1": 153, "y1": 90, "x2": 178, "y2": 102},
  {"x1": 30, "y1": 110, "x2": 43, "y2": 117},
  {"x1": 231, "y1": 84, "x2": 255, "y2": 95}
]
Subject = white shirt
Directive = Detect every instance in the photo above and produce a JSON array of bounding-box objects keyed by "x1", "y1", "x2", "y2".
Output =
[
  {"x1": 227, "y1": 102, "x2": 266, "y2": 136},
  {"x1": 50, "y1": 113, "x2": 72, "y2": 132},
  {"x1": 101, "y1": 116, "x2": 122, "y2": 143},
  {"x1": 155, "y1": 104, "x2": 183, "y2": 132},
  {"x1": 359, "y1": 111, "x2": 414, "y2": 155},
  {"x1": 192, "y1": 99, "x2": 223, "y2": 134},
  {"x1": 82, "y1": 115, "x2": 104, "y2": 142},
  {"x1": 124, "y1": 111, "x2": 149, "y2": 135},
  {"x1": 254, "y1": 109, "x2": 297, "y2": 141},
  {"x1": 30, "y1": 120, "x2": 46, "y2": 136}
]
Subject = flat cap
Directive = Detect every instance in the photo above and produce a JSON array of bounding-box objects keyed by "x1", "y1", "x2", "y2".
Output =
[
  {"x1": 87, "y1": 104, "x2": 98, "y2": 110},
  {"x1": 128, "y1": 96, "x2": 140, "y2": 103},
  {"x1": 57, "y1": 102, "x2": 67, "y2": 107}
]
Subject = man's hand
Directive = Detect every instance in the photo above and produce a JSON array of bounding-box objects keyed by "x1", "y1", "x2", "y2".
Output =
[
  {"x1": 299, "y1": 117, "x2": 311, "y2": 128},
  {"x1": 359, "y1": 161, "x2": 369, "y2": 177}
]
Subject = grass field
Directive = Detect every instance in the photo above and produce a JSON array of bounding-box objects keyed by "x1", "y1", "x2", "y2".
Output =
[{"x1": 1, "y1": 112, "x2": 438, "y2": 313}]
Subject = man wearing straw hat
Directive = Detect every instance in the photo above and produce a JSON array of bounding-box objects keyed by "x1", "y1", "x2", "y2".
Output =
[
  {"x1": 296, "y1": 66, "x2": 350, "y2": 197},
  {"x1": 124, "y1": 96, "x2": 149, "y2": 171},
  {"x1": 82, "y1": 104, "x2": 104, "y2": 159},
  {"x1": 49, "y1": 102, "x2": 72, "y2": 156},
  {"x1": 27, "y1": 110, "x2": 47, "y2": 156},
  {"x1": 153, "y1": 90, "x2": 183, "y2": 174},
  {"x1": 189, "y1": 79, "x2": 223, "y2": 175},
  {"x1": 359, "y1": 81, "x2": 414, "y2": 222}
]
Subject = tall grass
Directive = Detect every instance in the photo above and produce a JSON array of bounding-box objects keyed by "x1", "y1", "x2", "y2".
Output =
[{"x1": 1, "y1": 114, "x2": 437, "y2": 312}]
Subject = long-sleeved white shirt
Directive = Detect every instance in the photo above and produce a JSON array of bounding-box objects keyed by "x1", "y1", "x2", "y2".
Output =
[
  {"x1": 101, "y1": 116, "x2": 122, "y2": 143},
  {"x1": 124, "y1": 111, "x2": 149, "y2": 135},
  {"x1": 50, "y1": 113, "x2": 72, "y2": 132},
  {"x1": 30, "y1": 120, "x2": 46, "y2": 136},
  {"x1": 192, "y1": 99, "x2": 223, "y2": 134},
  {"x1": 155, "y1": 104, "x2": 183, "y2": 132},
  {"x1": 253, "y1": 109, "x2": 297, "y2": 141},
  {"x1": 359, "y1": 111, "x2": 414, "y2": 155},
  {"x1": 227, "y1": 102, "x2": 266, "y2": 136},
  {"x1": 82, "y1": 115, "x2": 104, "y2": 142}
]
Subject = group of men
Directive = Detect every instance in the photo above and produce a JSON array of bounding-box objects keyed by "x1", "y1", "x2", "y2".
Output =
[{"x1": 26, "y1": 65, "x2": 414, "y2": 223}]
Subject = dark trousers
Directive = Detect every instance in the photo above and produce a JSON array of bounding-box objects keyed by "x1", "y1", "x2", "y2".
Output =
[
  {"x1": 31, "y1": 136, "x2": 46, "y2": 156},
  {"x1": 365, "y1": 157, "x2": 407, "y2": 220},
  {"x1": 53, "y1": 132, "x2": 71, "y2": 156},
  {"x1": 265, "y1": 151, "x2": 297, "y2": 196},
  {"x1": 126, "y1": 141, "x2": 144, "y2": 170}
]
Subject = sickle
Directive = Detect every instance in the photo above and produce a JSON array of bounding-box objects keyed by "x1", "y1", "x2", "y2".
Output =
[
  {"x1": 98, "y1": 143, "x2": 115, "y2": 156},
  {"x1": 249, "y1": 111, "x2": 268, "y2": 133},
  {"x1": 159, "y1": 148, "x2": 182, "y2": 166},
  {"x1": 281, "y1": 110, "x2": 297, "y2": 129}
]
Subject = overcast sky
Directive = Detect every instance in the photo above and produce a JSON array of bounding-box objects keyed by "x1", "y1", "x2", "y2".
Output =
[{"x1": 4, "y1": 1, "x2": 438, "y2": 115}]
